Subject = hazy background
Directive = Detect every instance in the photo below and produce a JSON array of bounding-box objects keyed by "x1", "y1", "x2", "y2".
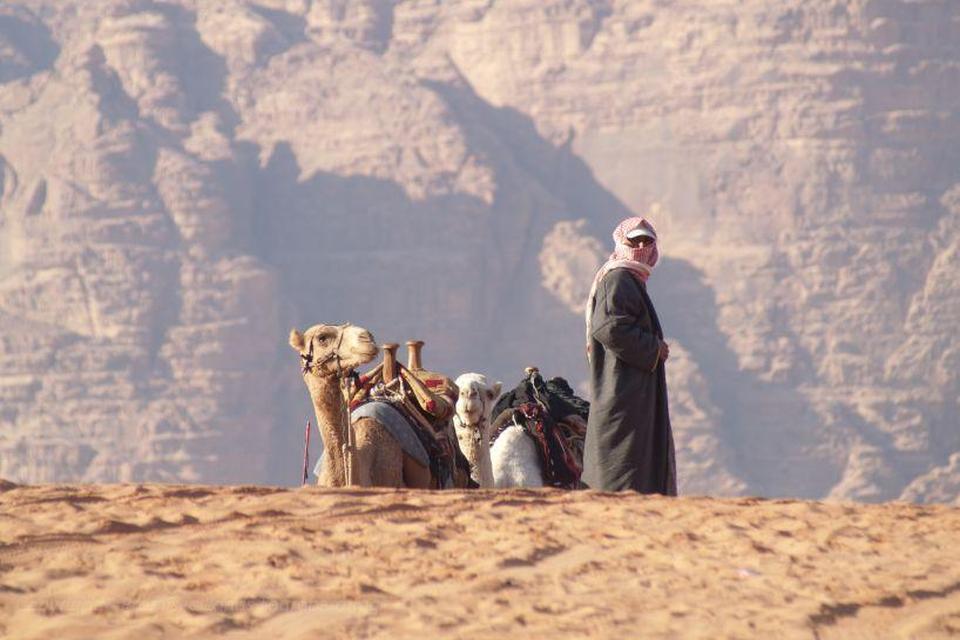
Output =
[{"x1": 1, "y1": 0, "x2": 958, "y2": 502}]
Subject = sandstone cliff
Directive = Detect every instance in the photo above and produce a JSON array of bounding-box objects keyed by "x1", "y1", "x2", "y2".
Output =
[{"x1": 0, "y1": 0, "x2": 957, "y2": 502}]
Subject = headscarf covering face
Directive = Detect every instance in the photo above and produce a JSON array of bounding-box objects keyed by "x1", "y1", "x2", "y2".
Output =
[
  {"x1": 584, "y1": 216, "x2": 659, "y2": 357},
  {"x1": 611, "y1": 216, "x2": 659, "y2": 273}
]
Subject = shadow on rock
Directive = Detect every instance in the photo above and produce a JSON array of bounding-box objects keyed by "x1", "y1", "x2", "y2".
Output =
[
  {"x1": 651, "y1": 257, "x2": 839, "y2": 497},
  {"x1": 0, "y1": 7, "x2": 60, "y2": 83}
]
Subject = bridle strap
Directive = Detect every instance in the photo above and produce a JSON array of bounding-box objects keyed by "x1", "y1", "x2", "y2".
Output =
[
  {"x1": 301, "y1": 324, "x2": 351, "y2": 375},
  {"x1": 459, "y1": 388, "x2": 487, "y2": 445},
  {"x1": 299, "y1": 325, "x2": 357, "y2": 486}
]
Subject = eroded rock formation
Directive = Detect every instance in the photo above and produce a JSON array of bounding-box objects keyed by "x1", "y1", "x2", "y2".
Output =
[{"x1": 0, "y1": 0, "x2": 957, "y2": 502}]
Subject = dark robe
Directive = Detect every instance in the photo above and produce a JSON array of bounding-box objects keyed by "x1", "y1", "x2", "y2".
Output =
[{"x1": 582, "y1": 269, "x2": 677, "y2": 494}]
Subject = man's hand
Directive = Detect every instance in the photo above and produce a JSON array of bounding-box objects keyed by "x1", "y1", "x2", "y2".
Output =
[{"x1": 658, "y1": 340, "x2": 670, "y2": 362}]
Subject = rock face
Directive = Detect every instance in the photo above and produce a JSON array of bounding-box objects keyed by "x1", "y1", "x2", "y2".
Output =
[{"x1": 0, "y1": 0, "x2": 957, "y2": 502}]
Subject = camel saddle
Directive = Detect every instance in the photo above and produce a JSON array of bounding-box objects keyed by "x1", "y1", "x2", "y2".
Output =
[
  {"x1": 489, "y1": 369, "x2": 589, "y2": 489},
  {"x1": 349, "y1": 340, "x2": 471, "y2": 489}
]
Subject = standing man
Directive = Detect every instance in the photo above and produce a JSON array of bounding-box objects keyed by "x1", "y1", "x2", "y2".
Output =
[{"x1": 582, "y1": 216, "x2": 677, "y2": 495}]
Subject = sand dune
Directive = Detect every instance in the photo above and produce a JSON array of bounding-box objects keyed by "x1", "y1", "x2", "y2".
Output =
[{"x1": 1, "y1": 482, "x2": 958, "y2": 638}]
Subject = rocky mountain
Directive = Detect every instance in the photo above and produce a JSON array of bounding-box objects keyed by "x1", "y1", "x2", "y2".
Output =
[{"x1": 0, "y1": 0, "x2": 957, "y2": 502}]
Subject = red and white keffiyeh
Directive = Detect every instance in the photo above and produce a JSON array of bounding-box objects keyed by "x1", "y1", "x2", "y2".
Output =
[{"x1": 584, "y1": 217, "x2": 659, "y2": 356}]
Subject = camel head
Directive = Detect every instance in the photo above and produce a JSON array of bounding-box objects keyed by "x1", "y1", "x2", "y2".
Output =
[
  {"x1": 289, "y1": 323, "x2": 378, "y2": 378},
  {"x1": 454, "y1": 373, "x2": 502, "y2": 428}
]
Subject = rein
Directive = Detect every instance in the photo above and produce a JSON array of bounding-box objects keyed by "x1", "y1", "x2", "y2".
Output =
[{"x1": 331, "y1": 330, "x2": 358, "y2": 486}]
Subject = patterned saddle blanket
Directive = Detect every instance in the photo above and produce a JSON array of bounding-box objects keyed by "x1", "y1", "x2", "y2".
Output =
[{"x1": 489, "y1": 373, "x2": 590, "y2": 489}]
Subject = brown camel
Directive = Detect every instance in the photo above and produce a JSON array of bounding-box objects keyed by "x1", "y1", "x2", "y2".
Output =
[{"x1": 289, "y1": 323, "x2": 432, "y2": 488}]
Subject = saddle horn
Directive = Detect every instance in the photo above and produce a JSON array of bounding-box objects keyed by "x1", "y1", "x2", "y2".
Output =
[
  {"x1": 382, "y1": 343, "x2": 399, "y2": 382},
  {"x1": 406, "y1": 340, "x2": 424, "y2": 371}
]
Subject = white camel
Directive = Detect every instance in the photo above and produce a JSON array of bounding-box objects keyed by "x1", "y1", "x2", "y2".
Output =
[
  {"x1": 453, "y1": 373, "x2": 498, "y2": 487},
  {"x1": 453, "y1": 373, "x2": 544, "y2": 488}
]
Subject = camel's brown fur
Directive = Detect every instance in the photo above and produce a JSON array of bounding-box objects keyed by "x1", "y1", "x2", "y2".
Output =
[{"x1": 290, "y1": 323, "x2": 431, "y2": 488}]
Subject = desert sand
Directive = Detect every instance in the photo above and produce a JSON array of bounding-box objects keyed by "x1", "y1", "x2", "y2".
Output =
[{"x1": 1, "y1": 481, "x2": 958, "y2": 639}]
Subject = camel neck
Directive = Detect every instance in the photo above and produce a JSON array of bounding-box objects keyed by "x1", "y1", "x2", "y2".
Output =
[
  {"x1": 308, "y1": 375, "x2": 347, "y2": 486},
  {"x1": 457, "y1": 415, "x2": 494, "y2": 487},
  {"x1": 477, "y1": 419, "x2": 494, "y2": 487}
]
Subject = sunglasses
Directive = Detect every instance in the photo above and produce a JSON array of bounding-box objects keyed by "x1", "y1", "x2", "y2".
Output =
[{"x1": 625, "y1": 233, "x2": 656, "y2": 248}]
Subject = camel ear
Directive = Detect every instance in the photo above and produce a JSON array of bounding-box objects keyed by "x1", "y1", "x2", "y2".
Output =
[
  {"x1": 289, "y1": 329, "x2": 305, "y2": 352},
  {"x1": 488, "y1": 382, "x2": 502, "y2": 400}
]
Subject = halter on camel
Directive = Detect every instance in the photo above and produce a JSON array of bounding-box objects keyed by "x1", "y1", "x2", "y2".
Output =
[
  {"x1": 300, "y1": 324, "x2": 361, "y2": 486},
  {"x1": 458, "y1": 385, "x2": 491, "y2": 448}
]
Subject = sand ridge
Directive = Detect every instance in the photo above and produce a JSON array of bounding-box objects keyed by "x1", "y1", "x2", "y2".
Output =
[{"x1": 1, "y1": 482, "x2": 959, "y2": 638}]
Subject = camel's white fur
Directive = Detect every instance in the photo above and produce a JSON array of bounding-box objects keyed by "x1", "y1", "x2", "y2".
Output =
[
  {"x1": 453, "y1": 373, "x2": 543, "y2": 488},
  {"x1": 490, "y1": 424, "x2": 543, "y2": 488},
  {"x1": 453, "y1": 373, "x2": 499, "y2": 488}
]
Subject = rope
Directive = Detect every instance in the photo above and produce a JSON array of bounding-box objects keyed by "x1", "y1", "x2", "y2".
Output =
[{"x1": 331, "y1": 329, "x2": 358, "y2": 487}]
